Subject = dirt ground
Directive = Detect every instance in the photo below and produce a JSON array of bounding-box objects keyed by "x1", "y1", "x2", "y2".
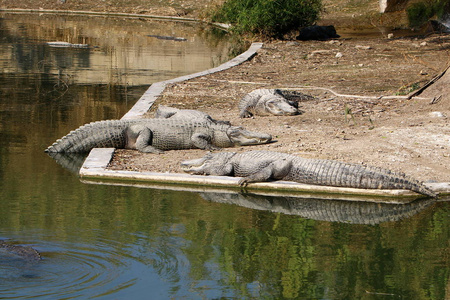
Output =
[
  {"x1": 3, "y1": 0, "x2": 449, "y2": 182},
  {"x1": 108, "y1": 35, "x2": 450, "y2": 183}
]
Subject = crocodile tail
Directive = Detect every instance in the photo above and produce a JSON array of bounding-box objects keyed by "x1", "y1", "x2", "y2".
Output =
[
  {"x1": 239, "y1": 89, "x2": 267, "y2": 117},
  {"x1": 406, "y1": 181, "x2": 437, "y2": 198},
  {"x1": 352, "y1": 164, "x2": 437, "y2": 197},
  {"x1": 357, "y1": 164, "x2": 437, "y2": 197},
  {"x1": 278, "y1": 89, "x2": 315, "y2": 102},
  {"x1": 45, "y1": 120, "x2": 127, "y2": 153},
  {"x1": 294, "y1": 158, "x2": 437, "y2": 197}
]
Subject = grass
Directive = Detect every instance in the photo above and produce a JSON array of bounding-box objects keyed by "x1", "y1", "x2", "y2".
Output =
[{"x1": 208, "y1": 0, "x2": 322, "y2": 38}]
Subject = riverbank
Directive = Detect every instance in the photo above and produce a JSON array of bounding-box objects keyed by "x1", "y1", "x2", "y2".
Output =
[{"x1": 4, "y1": 1, "x2": 449, "y2": 190}]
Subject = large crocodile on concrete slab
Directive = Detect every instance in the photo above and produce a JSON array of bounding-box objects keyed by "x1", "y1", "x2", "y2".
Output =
[
  {"x1": 181, "y1": 150, "x2": 437, "y2": 197},
  {"x1": 45, "y1": 119, "x2": 272, "y2": 153},
  {"x1": 239, "y1": 88, "x2": 314, "y2": 118}
]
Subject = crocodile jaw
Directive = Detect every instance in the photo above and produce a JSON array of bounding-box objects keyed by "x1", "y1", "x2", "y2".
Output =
[
  {"x1": 180, "y1": 156, "x2": 209, "y2": 174},
  {"x1": 227, "y1": 127, "x2": 272, "y2": 146}
]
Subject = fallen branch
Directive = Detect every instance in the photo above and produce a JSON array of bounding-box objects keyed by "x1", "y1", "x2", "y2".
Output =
[
  {"x1": 281, "y1": 86, "x2": 433, "y2": 101},
  {"x1": 430, "y1": 95, "x2": 442, "y2": 104},
  {"x1": 194, "y1": 79, "x2": 435, "y2": 101},
  {"x1": 407, "y1": 65, "x2": 450, "y2": 99}
]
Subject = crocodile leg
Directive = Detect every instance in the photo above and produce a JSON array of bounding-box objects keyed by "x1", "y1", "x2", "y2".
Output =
[
  {"x1": 191, "y1": 133, "x2": 222, "y2": 150},
  {"x1": 133, "y1": 126, "x2": 164, "y2": 153},
  {"x1": 238, "y1": 158, "x2": 292, "y2": 186}
]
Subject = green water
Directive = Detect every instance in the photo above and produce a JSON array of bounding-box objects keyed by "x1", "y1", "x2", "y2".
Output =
[{"x1": 0, "y1": 12, "x2": 449, "y2": 300}]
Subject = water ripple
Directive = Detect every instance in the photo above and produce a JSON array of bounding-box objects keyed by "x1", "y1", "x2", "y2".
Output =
[
  {"x1": 0, "y1": 233, "x2": 195, "y2": 299},
  {"x1": 0, "y1": 239, "x2": 147, "y2": 299}
]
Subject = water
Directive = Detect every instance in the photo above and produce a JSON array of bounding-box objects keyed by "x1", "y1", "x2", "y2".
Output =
[{"x1": 1, "y1": 12, "x2": 449, "y2": 299}]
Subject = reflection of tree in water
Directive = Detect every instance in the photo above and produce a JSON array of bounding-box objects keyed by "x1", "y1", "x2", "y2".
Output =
[
  {"x1": 37, "y1": 59, "x2": 72, "y2": 99},
  {"x1": 196, "y1": 24, "x2": 248, "y2": 65},
  {"x1": 184, "y1": 190, "x2": 448, "y2": 299},
  {"x1": 7, "y1": 43, "x2": 67, "y2": 99},
  {"x1": 5, "y1": 29, "x2": 91, "y2": 99}
]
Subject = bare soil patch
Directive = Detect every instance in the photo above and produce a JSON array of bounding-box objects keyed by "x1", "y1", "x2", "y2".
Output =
[{"x1": 109, "y1": 35, "x2": 450, "y2": 182}]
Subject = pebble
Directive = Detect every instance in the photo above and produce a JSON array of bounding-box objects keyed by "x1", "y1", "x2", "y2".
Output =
[
  {"x1": 355, "y1": 45, "x2": 372, "y2": 50},
  {"x1": 429, "y1": 111, "x2": 446, "y2": 118},
  {"x1": 286, "y1": 41, "x2": 299, "y2": 46}
]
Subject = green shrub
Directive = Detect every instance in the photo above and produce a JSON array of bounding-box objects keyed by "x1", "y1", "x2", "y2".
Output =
[
  {"x1": 210, "y1": 0, "x2": 323, "y2": 38},
  {"x1": 407, "y1": 0, "x2": 450, "y2": 28}
]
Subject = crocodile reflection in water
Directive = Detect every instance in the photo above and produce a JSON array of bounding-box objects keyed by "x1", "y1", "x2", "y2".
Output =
[
  {"x1": 198, "y1": 192, "x2": 437, "y2": 225},
  {"x1": 46, "y1": 152, "x2": 89, "y2": 174}
]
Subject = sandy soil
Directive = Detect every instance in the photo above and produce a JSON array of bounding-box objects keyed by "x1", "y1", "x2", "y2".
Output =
[
  {"x1": 108, "y1": 35, "x2": 450, "y2": 183},
  {"x1": 3, "y1": 0, "x2": 448, "y2": 182}
]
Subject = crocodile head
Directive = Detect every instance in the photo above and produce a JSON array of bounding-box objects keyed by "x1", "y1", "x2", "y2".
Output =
[
  {"x1": 0, "y1": 240, "x2": 41, "y2": 262},
  {"x1": 181, "y1": 152, "x2": 236, "y2": 175},
  {"x1": 226, "y1": 126, "x2": 272, "y2": 146},
  {"x1": 261, "y1": 95, "x2": 298, "y2": 116}
]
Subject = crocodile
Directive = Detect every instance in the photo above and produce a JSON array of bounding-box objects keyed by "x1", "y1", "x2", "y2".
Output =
[
  {"x1": 181, "y1": 150, "x2": 437, "y2": 197},
  {"x1": 0, "y1": 240, "x2": 41, "y2": 261},
  {"x1": 45, "y1": 119, "x2": 272, "y2": 153},
  {"x1": 239, "y1": 88, "x2": 315, "y2": 118},
  {"x1": 154, "y1": 105, "x2": 230, "y2": 125}
]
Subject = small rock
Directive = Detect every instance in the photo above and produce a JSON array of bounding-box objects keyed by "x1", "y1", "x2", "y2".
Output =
[
  {"x1": 335, "y1": 52, "x2": 343, "y2": 58},
  {"x1": 328, "y1": 40, "x2": 341, "y2": 45},
  {"x1": 355, "y1": 45, "x2": 372, "y2": 50},
  {"x1": 286, "y1": 41, "x2": 299, "y2": 46},
  {"x1": 429, "y1": 111, "x2": 446, "y2": 118},
  {"x1": 310, "y1": 49, "x2": 334, "y2": 56},
  {"x1": 387, "y1": 33, "x2": 394, "y2": 39}
]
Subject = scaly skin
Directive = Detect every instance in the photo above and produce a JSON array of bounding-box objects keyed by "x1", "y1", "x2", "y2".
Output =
[
  {"x1": 199, "y1": 192, "x2": 436, "y2": 224},
  {"x1": 181, "y1": 150, "x2": 437, "y2": 197},
  {"x1": 0, "y1": 240, "x2": 41, "y2": 261},
  {"x1": 239, "y1": 89, "x2": 314, "y2": 118},
  {"x1": 45, "y1": 119, "x2": 272, "y2": 153},
  {"x1": 154, "y1": 105, "x2": 230, "y2": 125}
]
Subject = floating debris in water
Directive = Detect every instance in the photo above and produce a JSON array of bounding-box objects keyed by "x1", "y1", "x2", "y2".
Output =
[
  {"x1": 46, "y1": 41, "x2": 90, "y2": 48},
  {"x1": 147, "y1": 35, "x2": 187, "y2": 42}
]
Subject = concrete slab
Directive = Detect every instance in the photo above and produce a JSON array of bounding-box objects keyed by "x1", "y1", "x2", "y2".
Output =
[{"x1": 79, "y1": 148, "x2": 450, "y2": 203}]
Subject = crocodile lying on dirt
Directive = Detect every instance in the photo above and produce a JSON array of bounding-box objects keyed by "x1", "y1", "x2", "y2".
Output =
[
  {"x1": 154, "y1": 105, "x2": 230, "y2": 125},
  {"x1": 239, "y1": 88, "x2": 315, "y2": 118},
  {"x1": 0, "y1": 240, "x2": 41, "y2": 261},
  {"x1": 45, "y1": 119, "x2": 272, "y2": 153},
  {"x1": 181, "y1": 150, "x2": 437, "y2": 197}
]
